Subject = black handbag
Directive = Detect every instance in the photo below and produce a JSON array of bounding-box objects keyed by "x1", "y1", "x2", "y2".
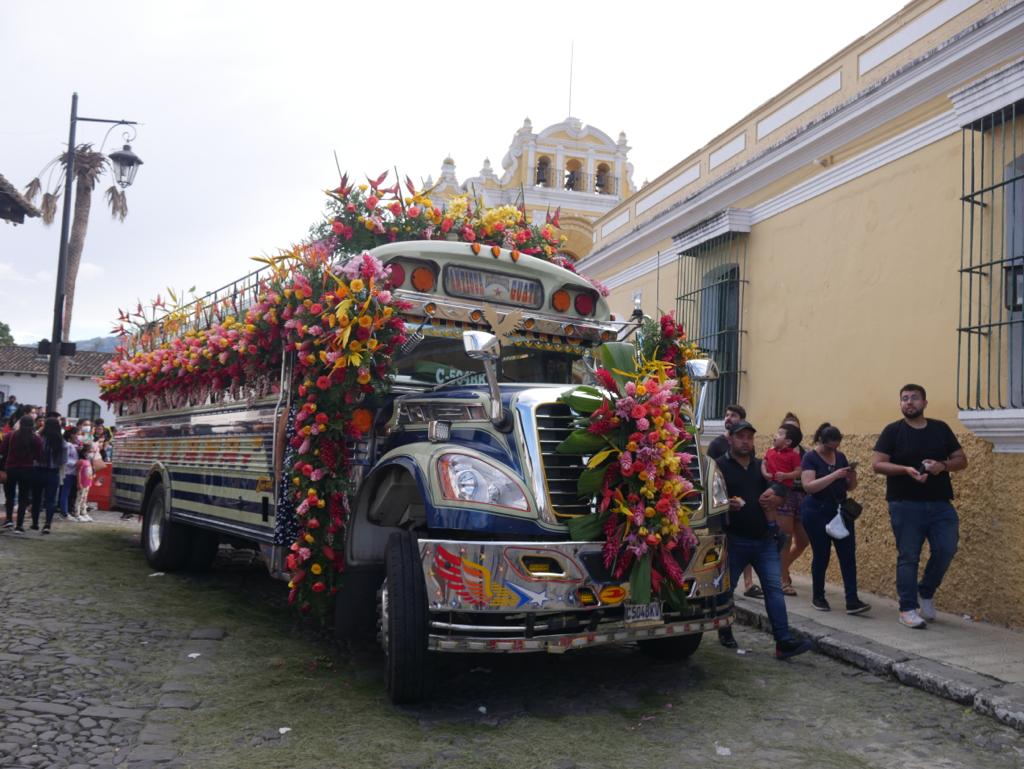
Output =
[{"x1": 839, "y1": 497, "x2": 863, "y2": 521}]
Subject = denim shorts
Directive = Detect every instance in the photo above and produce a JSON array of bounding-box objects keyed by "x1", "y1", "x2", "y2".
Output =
[{"x1": 776, "y1": 489, "x2": 804, "y2": 519}]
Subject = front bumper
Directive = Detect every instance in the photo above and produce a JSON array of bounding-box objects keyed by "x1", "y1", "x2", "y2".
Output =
[{"x1": 419, "y1": 534, "x2": 732, "y2": 653}]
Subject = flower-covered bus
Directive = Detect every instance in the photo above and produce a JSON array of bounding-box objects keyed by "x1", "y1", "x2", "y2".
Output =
[{"x1": 105, "y1": 239, "x2": 733, "y2": 703}]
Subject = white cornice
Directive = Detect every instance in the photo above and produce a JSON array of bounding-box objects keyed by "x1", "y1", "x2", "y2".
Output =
[
  {"x1": 959, "y1": 409, "x2": 1024, "y2": 452},
  {"x1": 583, "y1": 2, "x2": 1024, "y2": 277},
  {"x1": 602, "y1": 110, "x2": 959, "y2": 289},
  {"x1": 949, "y1": 54, "x2": 1024, "y2": 126}
]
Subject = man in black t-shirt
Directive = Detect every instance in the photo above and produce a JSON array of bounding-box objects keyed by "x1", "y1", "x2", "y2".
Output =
[
  {"x1": 872, "y1": 384, "x2": 967, "y2": 629},
  {"x1": 716, "y1": 420, "x2": 811, "y2": 660}
]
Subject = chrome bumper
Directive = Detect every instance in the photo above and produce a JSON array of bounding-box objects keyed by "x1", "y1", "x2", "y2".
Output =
[{"x1": 419, "y1": 534, "x2": 732, "y2": 653}]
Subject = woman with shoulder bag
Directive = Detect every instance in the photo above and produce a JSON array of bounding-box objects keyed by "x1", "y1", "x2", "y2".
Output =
[{"x1": 799, "y1": 423, "x2": 871, "y2": 615}]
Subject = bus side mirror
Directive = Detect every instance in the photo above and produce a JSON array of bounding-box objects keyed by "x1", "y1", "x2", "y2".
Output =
[
  {"x1": 464, "y1": 331, "x2": 500, "y2": 362},
  {"x1": 685, "y1": 358, "x2": 719, "y2": 433}
]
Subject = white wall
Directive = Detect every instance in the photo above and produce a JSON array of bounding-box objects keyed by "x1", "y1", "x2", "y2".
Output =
[{"x1": 0, "y1": 374, "x2": 115, "y2": 423}]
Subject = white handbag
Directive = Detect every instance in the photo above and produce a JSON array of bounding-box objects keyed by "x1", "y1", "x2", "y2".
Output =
[{"x1": 825, "y1": 508, "x2": 850, "y2": 539}]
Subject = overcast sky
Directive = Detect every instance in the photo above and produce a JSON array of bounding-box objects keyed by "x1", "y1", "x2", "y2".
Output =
[{"x1": 0, "y1": 0, "x2": 907, "y2": 344}]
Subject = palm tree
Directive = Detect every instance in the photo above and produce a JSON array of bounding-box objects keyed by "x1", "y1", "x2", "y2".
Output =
[{"x1": 24, "y1": 144, "x2": 129, "y2": 396}]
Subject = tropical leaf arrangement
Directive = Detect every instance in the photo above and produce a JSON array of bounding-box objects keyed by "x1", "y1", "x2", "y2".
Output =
[{"x1": 556, "y1": 315, "x2": 703, "y2": 610}]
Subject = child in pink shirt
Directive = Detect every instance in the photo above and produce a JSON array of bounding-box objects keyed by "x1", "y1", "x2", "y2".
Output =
[{"x1": 74, "y1": 446, "x2": 94, "y2": 522}]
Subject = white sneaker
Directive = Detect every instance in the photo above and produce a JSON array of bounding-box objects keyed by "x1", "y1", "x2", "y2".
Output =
[
  {"x1": 72, "y1": 515, "x2": 84, "y2": 521},
  {"x1": 899, "y1": 609, "x2": 927, "y2": 629},
  {"x1": 919, "y1": 598, "x2": 936, "y2": 622},
  {"x1": 82, "y1": 514, "x2": 94, "y2": 522}
]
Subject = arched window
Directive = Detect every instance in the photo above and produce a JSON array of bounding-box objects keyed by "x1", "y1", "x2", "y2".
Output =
[
  {"x1": 67, "y1": 399, "x2": 101, "y2": 421},
  {"x1": 595, "y1": 163, "x2": 613, "y2": 194},
  {"x1": 564, "y1": 159, "x2": 582, "y2": 191},
  {"x1": 535, "y1": 156, "x2": 551, "y2": 186}
]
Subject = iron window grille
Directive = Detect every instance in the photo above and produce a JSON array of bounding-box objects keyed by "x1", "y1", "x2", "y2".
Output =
[
  {"x1": 957, "y1": 98, "x2": 1024, "y2": 410},
  {"x1": 674, "y1": 232, "x2": 748, "y2": 420}
]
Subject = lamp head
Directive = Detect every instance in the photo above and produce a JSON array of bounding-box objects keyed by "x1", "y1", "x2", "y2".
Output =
[{"x1": 108, "y1": 144, "x2": 143, "y2": 188}]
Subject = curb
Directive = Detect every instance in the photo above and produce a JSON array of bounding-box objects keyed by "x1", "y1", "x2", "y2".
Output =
[{"x1": 732, "y1": 602, "x2": 1024, "y2": 733}]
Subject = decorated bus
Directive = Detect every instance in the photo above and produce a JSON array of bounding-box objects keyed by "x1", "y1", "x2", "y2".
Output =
[{"x1": 100, "y1": 181, "x2": 732, "y2": 703}]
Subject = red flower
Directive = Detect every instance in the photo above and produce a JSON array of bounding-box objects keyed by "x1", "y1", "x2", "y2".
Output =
[
  {"x1": 331, "y1": 220, "x2": 345, "y2": 234},
  {"x1": 312, "y1": 581, "x2": 326, "y2": 593},
  {"x1": 366, "y1": 195, "x2": 379, "y2": 210},
  {"x1": 316, "y1": 376, "x2": 331, "y2": 390},
  {"x1": 595, "y1": 368, "x2": 619, "y2": 394}
]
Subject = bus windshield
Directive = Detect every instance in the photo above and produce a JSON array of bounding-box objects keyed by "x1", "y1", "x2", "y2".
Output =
[{"x1": 393, "y1": 336, "x2": 584, "y2": 387}]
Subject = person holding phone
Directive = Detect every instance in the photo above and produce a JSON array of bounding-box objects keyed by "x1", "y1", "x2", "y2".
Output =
[
  {"x1": 800, "y1": 423, "x2": 871, "y2": 615},
  {"x1": 872, "y1": 384, "x2": 967, "y2": 629}
]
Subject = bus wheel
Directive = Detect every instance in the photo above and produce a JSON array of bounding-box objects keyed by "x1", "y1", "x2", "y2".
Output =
[
  {"x1": 141, "y1": 483, "x2": 190, "y2": 571},
  {"x1": 381, "y1": 531, "x2": 433, "y2": 704},
  {"x1": 638, "y1": 632, "x2": 703, "y2": 660}
]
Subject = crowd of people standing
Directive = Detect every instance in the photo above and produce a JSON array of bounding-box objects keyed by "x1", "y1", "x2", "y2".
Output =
[
  {"x1": 709, "y1": 383, "x2": 966, "y2": 650},
  {"x1": 0, "y1": 395, "x2": 112, "y2": 535}
]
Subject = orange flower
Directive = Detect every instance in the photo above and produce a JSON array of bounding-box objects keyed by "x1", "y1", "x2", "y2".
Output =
[{"x1": 351, "y1": 408, "x2": 373, "y2": 434}]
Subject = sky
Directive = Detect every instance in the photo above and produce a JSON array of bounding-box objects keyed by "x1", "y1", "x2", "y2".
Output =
[{"x1": 0, "y1": 0, "x2": 908, "y2": 344}]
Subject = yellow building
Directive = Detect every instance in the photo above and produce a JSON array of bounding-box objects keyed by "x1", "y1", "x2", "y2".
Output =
[
  {"x1": 429, "y1": 117, "x2": 634, "y2": 258},
  {"x1": 582, "y1": 0, "x2": 1024, "y2": 627}
]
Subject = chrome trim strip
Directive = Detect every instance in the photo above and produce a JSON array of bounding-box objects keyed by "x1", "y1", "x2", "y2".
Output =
[
  {"x1": 427, "y1": 615, "x2": 733, "y2": 653},
  {"x1": 170, "y1": 510, "x2": 275, "y2": 544}
]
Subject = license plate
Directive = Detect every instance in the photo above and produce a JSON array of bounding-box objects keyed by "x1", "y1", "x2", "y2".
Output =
[{"x1": 624, "y1": 601, "x2": 663, "y2": 626}]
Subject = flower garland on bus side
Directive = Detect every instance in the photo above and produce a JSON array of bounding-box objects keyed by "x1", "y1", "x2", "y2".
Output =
[
  {"x1": 99, "y1": 246, "x2": 409, "y2": 618},
  {"x1": 555, "y1": 315, "x2": 702, "y2": 610}
]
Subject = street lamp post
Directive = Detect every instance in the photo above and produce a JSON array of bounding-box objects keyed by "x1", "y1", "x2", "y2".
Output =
[{"x1": 45, "y1": 92, "x2": 142, "y2": 415}]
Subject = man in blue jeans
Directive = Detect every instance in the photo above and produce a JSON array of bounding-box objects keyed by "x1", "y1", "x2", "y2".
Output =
[
  {"x1": 716, "y1": 420, "x2": 812, "y2": 659},
  {"x1": 872, "y1": 384, "x2": 967, "y2": 629}
]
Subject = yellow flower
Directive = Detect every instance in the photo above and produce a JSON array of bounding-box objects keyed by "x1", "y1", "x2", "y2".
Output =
[
  {"x1": 366, "y1": 338, "x2": 379, "y2": 351},
  {"x1": 349, "y1": 340, "x2": 363, "y2": 352},
  {"x1": 310, "y1": 563, "x2": 323, "y2": 575},
  {"x1": 304, "y1": 534, "x2": 315, "y2": 544},
  {"x1": 350, "y1": 278, "x2": 365, "y2": 292},
  {"x1": 358, "y1": 315, "x2": 373, "y2": 328},
  {"x1": 357, "y1": 371, "x2": 371, "y2": 385}
]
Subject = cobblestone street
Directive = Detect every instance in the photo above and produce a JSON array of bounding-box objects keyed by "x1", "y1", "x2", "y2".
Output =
[{"x1": 2, "y1": 515, "x2": 1023, "y2": 769}]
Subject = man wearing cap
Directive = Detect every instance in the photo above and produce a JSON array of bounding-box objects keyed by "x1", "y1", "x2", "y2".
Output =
[{"x1": 715, "y1": 420, "x2": 812, "y2": 659}]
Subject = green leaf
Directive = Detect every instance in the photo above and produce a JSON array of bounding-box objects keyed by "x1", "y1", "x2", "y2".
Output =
[
  {"x1": 629, "y1": 553, "x2": 652, "y2": 605},
  {"x1": 597, "y1": 342, "x2": 638, "y2": 391},
  {"x1": 577, "y1": 466, "x2": 608, "y2": 498},
  {"x1": 556, "y1": 430, "x2": 607, "y2": 455},
  {"x1": 566, "y1": 510, "x2": 608, "y2": 540},
  {"x1": 559, "y1": 386, "x2": 605, "y2": 415}
]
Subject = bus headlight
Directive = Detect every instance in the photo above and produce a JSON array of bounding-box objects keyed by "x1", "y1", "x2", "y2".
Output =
[
  {"x1": 709, "y1": 462, "x2": 730, "y2": 511},
  {"x1": 438, "y1": 454, "x2": 529, "y2": 511}
]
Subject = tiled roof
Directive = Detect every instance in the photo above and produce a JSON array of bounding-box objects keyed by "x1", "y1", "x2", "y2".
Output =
[
  {"x1": 0, "y1": 345, "x2": 113, "y2": 377},
  {"x1": 0, "y1": 173, "x2": 41, "y2": 224}
]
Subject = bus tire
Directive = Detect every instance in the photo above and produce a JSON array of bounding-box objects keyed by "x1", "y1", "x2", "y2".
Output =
[
  {"x1": 382, "y1": 531, "x2": 433, "y2": 704},
  {"x1": 187, "y1": 528, "x2": 220, "y2": 572},
  {"x1": 637, "y1": 632, "x2": 703, "y2": 660},
  {"x1": 141, "y1": 483, "x2": 190, "y2": 571},
  {"x1": 334, "y1": 568, "x2": 383, "y2": 642}
]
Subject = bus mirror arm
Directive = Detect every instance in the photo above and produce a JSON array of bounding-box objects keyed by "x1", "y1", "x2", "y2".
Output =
[{"x1": 464, "y1": 331, "x2": 512, "y2": 432}]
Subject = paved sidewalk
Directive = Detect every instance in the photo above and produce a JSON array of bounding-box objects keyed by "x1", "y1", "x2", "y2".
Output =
[{"x1": 733, "y1": 573, "x2": 1024, "y2": 732}]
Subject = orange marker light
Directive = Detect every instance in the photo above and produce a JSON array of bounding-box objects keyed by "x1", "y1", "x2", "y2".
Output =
[
  {"x1": 552, "y1": 289, "x2": 571, "y2": 313},
  {"x1": 411, "y1": 267, "x2": 435, "y2": 292}
]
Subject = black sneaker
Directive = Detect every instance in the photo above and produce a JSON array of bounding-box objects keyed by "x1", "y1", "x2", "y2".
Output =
[
  {"x1": 29, "y1": 524, "x2": 39, "y2": 531},
  {"x1": 846, "y1": 600, "x2": 871, "y2": 615},
  {"x1": 13, "y1": 527, "x2": 25, "y2": 534},
  {"x1": 717, "y1": 628, "x2": 738, "y2": 649},
  {"x1": 776, "y1": 638, "x2": 812, "y2": 660},
  {"x1": 812, "y1": 596, "x2": 831, "y2": 612},
  {"x1": 41, "y1": 526, "x2": 51, "y2": 535},
  {"x1": 2, "y1": 520, "x2": 12, "y2": 529}
]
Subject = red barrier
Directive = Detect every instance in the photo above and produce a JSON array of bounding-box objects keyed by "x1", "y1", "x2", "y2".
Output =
[{"x1": 88, "y1": 463, "x2": 113, "y2": 510}]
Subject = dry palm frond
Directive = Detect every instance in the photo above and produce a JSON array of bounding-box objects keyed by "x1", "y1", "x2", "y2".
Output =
[
  {"x1": 24, "y1": 178, "x2": 42, "y2": 203},
  {"x1": 105, "y1": 185, "x2": 127, "y2": 222},
  {"x1": 40, "y1": 191, "x2": 59, "y2": 225}
]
